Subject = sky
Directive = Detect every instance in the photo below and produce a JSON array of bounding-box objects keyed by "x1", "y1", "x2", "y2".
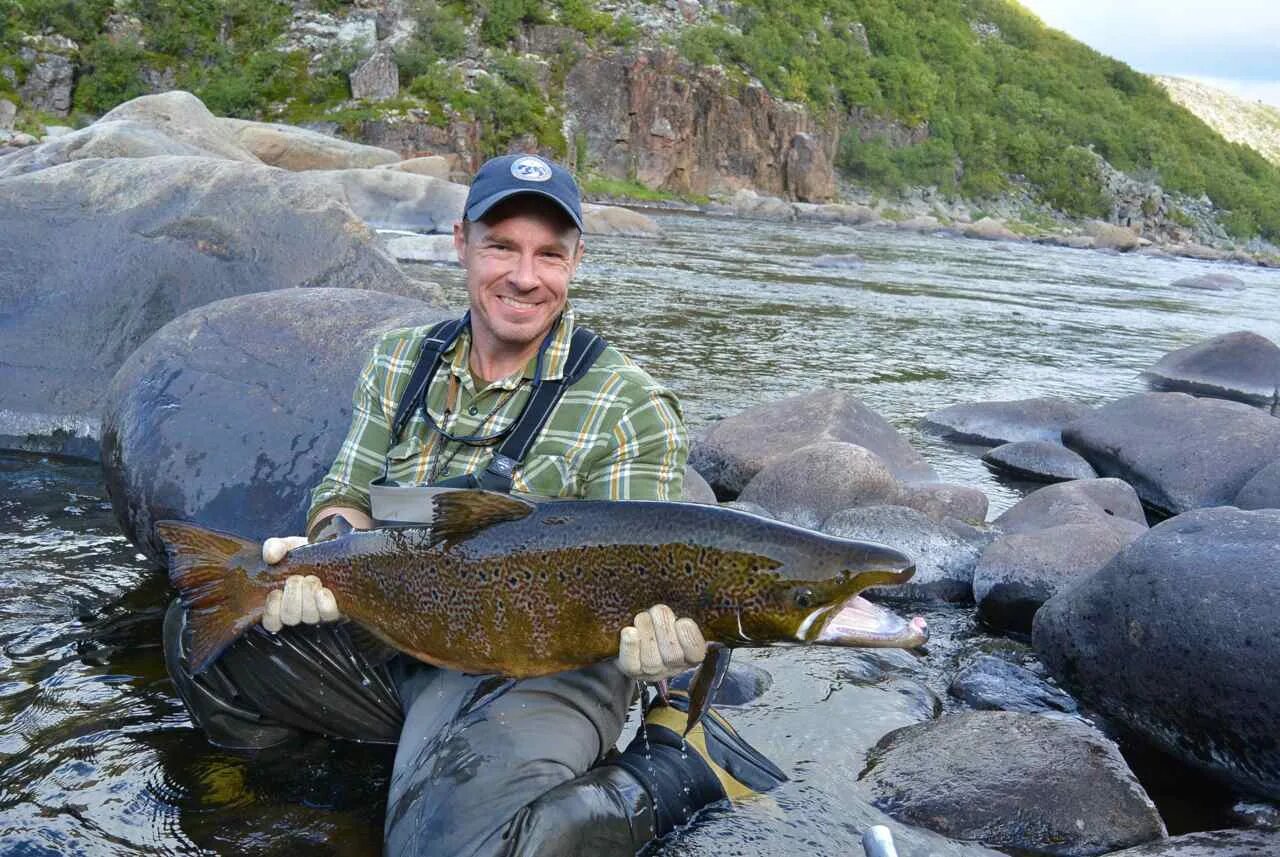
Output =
[{"x1": 1017, "y1": 0, "x2": 1280, "y2": 108}]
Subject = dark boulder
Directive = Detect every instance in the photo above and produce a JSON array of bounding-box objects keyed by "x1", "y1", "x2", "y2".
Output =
[
  {"x1": 1062, "y1": 393, "x2": 1280, "y2": 516},
  {"x1": 824, "y1": 505, "x2": 988, "y2": 602},
  {"x1": 994, "y1": 478, "x2": 1147, "y2": 534},
  {"x1": 982, "y1": 440, "x2": 1098, "y2": 483},
  {"x1": 102, "y1": 289, "x2": 450, "y2": 563},
  {"x1": 973, "y1": 518, "x2": 1147, "y2": 633},
  {"x1": 0, "y1": 156, "x2": 426, "y2": 461},
  {"x1": 1033, "y1": 507, "x2": 1280, "y2": 799},
  {"x1": 859, "y1": 711, "x2": 1165, "y2": 855},
  {"x1": 737, "y1": 441, "x2": 899, "y2": 529},
  {"x1": 948, "y1": 655, "x2": 1078, "y2": 714},
  {"x1": 1142, "y1": 331, "x2": 1280, "y2": 408},
  {"x1": 690, "y1": 389, "x2": 937, "y2": 499},
  {"x1": 1101, "y1": 829, "x2": 1280, "y2": 856},
  {"x1": 1235, "y1": 459, "x2": 1280, "y2": 510},
  {"x1": 1169, "y1": 273, "x2": 1246, "y2": 291},
  {"x1": 920, "y1": 397, "x2": 1090, "y2": 446}
]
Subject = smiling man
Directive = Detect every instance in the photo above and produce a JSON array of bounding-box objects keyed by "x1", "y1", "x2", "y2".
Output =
[{"x1": 163, "y1": 154, "x2": 784, "y2": 857}]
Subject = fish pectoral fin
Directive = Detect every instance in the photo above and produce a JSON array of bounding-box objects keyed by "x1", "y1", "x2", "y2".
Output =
[
  {"x1": 428, "y1": 490, "x2": 537, "y2": 546},
  {"x1": 685, "y1": 643, "x2": 732, "y2": 736}
]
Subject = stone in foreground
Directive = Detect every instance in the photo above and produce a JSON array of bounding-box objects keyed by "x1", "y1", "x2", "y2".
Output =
[
  {"x1": 1100, "y1": 829, "x2": 1280, "y2": 856},
  {"x1": 859, "y1": 711, "x2": 1165, "y2": 856},
  {"x1": 102, "y1": 289, "x2": 451, "y2": 564},
  {"x1": 993, "y1": 478, "x2": 1147, "y2": 534},
  {"x1": 982, "y1": 440, "x2": 1097, "y2": 483},
  {"x1": 948, "y1": 655, "x2": 1078, "y2": 714},
  {"x1": 1141, "y1": 331, "x2": 1280, "y2": 408},
  {"x1": 738, "y1": 441, "x2": 899, "y2": 530},
  {"x1": 1034, "y1": 507, "x2": 1280, "y2": 800},
  {"x1": 921, "y1": 397, "x2": 1090, "y2": 446}
]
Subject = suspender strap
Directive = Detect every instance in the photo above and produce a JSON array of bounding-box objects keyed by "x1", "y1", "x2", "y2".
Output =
[
  {"x1": 387, "y1": 315, "x2": 468, "y2": 447},
  {"x1": 478, "y1": 326, "x2": 608, "y2": 492}
]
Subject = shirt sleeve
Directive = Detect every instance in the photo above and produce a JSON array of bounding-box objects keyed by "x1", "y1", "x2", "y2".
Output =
[
  {"x1": 582, "y1": 388, "x2": 689, "y2": 501},
  {"x1": 306, "y1": 345, "x2": 394, "y2": 532}
]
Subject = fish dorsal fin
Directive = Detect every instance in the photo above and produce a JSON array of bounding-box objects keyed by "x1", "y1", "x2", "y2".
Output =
[{"x1": 428, "y1": 490, "x2": 536, "y2": 547}]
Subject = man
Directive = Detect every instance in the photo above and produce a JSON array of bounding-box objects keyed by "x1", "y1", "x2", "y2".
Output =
[{"x1": 163, "y1": 154, "x2": 782, "y2": 856}]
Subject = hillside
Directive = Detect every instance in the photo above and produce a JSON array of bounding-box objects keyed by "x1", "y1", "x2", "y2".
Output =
[
  {"x1": 1154, "y1": 75, "x2": 1280, "y2": 167},
  {"x1": 4, "y1": 0, "x2": 1280, "y2": 244}
]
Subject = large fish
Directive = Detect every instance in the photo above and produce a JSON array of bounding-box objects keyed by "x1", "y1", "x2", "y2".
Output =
[{"x1": 157, "y1": 491, "x2": 928, "y2": 698}]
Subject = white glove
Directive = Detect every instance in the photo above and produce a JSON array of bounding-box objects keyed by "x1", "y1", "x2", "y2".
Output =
[
  {"x1": 617, "y1": 604, "x2": 706, "y2": 681},
  {"x1": 260, "y1": 536, "x2": 341, "y2": 632}
]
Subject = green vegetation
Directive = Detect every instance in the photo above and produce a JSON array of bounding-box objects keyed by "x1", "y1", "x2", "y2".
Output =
[{"x1": 580, "y1": 175, "x2": 709, "y2": 205}]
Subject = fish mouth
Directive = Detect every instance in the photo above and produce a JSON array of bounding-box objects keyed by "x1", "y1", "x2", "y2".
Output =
[{"x1": 803, "y1": 596, "x2": 929, "y2": 649}]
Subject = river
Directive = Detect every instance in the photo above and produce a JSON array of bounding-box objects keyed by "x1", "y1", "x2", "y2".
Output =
[{"x1": 2, "y1": 213, "x2": 1278, "y2": 854}]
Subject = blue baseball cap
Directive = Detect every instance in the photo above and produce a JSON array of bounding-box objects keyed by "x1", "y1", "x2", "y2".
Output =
[{"x1": 464, "y1": 154, "x2": 585, "y2": 232}]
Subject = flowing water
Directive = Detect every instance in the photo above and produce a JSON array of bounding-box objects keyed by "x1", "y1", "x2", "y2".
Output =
[{"x1": 3, "y1": 213, "x2": 1279, "y2": 854}]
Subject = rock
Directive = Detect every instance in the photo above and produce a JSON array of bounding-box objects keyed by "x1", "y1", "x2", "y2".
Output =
[
  {"x1": 921, "y1": 397, "x2": 1090, "y2": 446},
  {"x1": 1230, "y1": 801, "x2": 1280, "y2": 830},
  {"x1": 824, "y1": 505, "x2": 986, "y2": 602},
  {"x1": 1101, "y1": 829, "x2": 1280, "y2": 857},
  {"x1": 1062, "y1": 392, "x2": 1280, "y2": 516},
  {"x1": 949, "y1": 655, "x2": 1078, "y2": 714},
  {"x1": 8, "y1": 131, "x2": 36, "y2": 146},
  {"x1": 973, "y1": 518, "x2": 1147, "y2": 633},
  {"x1": 1171, "y1": 273, "x2": 1246, "y2": 291},
  {"x1": 0, "y1": 98, "x2": 15, "y2": 130},
  {"x1": 381, "y1": 155, "x2": 452, "y2": 180},
  {"x1": 98, "y1": 91, "x2": 260, "y2": 163},
  {"x1": 893, "y1": 482, "x2": 989, "y2": 524},
  {"x1": 0, "y1": 156, "x2": 423, "y2": 460},
  {"x1": 382, "y1": 232, "x2": 457, "y2": 264},
  {"x1": 17, "y1": 35, "x2": 76, "y2": 116},
  {"x1": 1235, "y1": 459, "x2": 1280, "y2": 509},
  {"x1": 0, "y1": 119, "x2": 226, "y2": 179},
  {"x1": 783, "y1": 131, "x2": 835, "y2": 202},
  {"x1": 580, "y1": 203, "x2": 661, "y2": 237},
  {"x1": 41, "y1": 125, "x2": 73, "y2": 139},
  {"x1": 859, "y1": 711, "x2": 1166, "y2": 855},
  {"x1": 293, "y1": 169, "x2": 468, "y2": 232},
  {"x1": 1034, "y1": 507, "x2": 1280, "y2": 799},
  {"x1": 1088, "y1": 221, "x2": 1142, "y2": 251},
  {"x1": 738, "y1": 442, "x2": 899, "y2": 529},
  {"x1": 895, "y1": 215, "x2": 942, "y2": 232},
  {"x1": 691, "y1": 388, "x2": 937, "y2": 498},
  {"x1": 350, "y1": 50, "x2": 399, "y2": 102},
  {"x1": 102, "y1": 289, "x2": 451, "y2": 563},
  {"x1": 220, "y1": 118, "x2": 400, "y2": 171},
  {"x1": 682, "y1": 466, "x2": 718, "y2": 505},
  {"x1": 811, "y1": 253, "x2": 863, "y2": 269},
  {"x1": 993, "y1": 478, "x2": 1148, "y2": 534},
  {"x1": 982, "y1": 440, "x2": 1099, "y2": 483},
  {"x1": 962, "y1": 217, "x2": 1022, "y2": 242},
  {"x1": 1141, "y1": 331, "x2": 1280, "y2": 409}
]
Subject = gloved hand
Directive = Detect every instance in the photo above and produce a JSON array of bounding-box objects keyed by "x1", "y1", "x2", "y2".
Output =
[
  {"x1": 617, "y1": 604, "x2": 706, "y2": 681},
  {"x1": 260, "y1": 536, "x2": 341, "y2": 633}
]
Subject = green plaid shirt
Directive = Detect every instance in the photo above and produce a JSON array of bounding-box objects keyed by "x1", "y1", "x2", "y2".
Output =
[{"x1": 307, "y1": 306, "x2": 688, "y2": 531}]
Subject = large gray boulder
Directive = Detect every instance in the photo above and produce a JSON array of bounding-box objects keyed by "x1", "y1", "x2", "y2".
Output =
[
  {"x1": 1142, "y1": 331, "x2": 1280, "y2": 408},
  {"x1": 948, "y1": 655, "x2": 1078, "y2": 714},
  {"x1": 102, "y1": 289, "x2": 451, "y2": 564},
  {"x1": 859, "y1": 711, "x2": 1166, "y2": 856},
  {"x1": 0, "y1": 119, "x2": 228, "y2": 179},
  {"x1": 1102, "y1": 830, "x2": 1280, "y2": 856},
  {"x1": 98, "y1": 90, "x2": 260, "y2": 162},
  {"x1": 1062, "y1": 393, "x2": 1280, "y2": 516},
  {"x1": 921, "y1": 397, "x2": 1090, "y2": 446},
  {"x1": 737, "y1": 442, "x2": 899, "y2": 530},
  {"x1": 691, "y1": 389, "x2": 937, "y2": 498},
  {"x1": 219, "y1": 117, "x2": 401, "y2": 171},
  {"x1": 994, "y1": 479, "x2": 1148, "y2": 534},
  {"x1": 1234, "y1": 459, "x2": 1280, "y2": 509},
  {"x1": 824, "y1": 505, "x2": 987, "y2": 602},
  {"x1": 982, "y1": 440, "x2": 1098, "y2": 483},
  {"x1": 0, "y1": 156, "x2": 425, "y2": 460},
  {"x1": 1034, "y1": 508, "x2": 1280, "y2": 799}
]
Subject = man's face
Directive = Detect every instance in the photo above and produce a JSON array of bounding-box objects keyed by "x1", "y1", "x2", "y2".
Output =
[{"x1": 454, "y1": 196, "x2": 584, "y2": 356}]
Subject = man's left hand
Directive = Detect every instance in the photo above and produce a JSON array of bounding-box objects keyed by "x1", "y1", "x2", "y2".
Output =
[{"x1": 618, "y1": 604, "x2": 706, "y2": 681}]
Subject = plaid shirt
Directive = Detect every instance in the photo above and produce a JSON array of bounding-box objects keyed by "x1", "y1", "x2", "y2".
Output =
[{"x1": 307, "y1": 306, "x2": 688, "y2": 531}]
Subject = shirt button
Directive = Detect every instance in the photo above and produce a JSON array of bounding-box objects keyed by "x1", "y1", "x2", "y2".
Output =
[{"x1": 468, "y1": 405, "x2": 479, "y2": 415}]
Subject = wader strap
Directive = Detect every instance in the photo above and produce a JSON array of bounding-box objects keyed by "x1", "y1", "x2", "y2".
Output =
[{"x1": 387, "y1": 314, "x2": 469, "y2": 448}]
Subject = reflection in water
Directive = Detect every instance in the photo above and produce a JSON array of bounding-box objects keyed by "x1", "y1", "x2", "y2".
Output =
[{"x1": 4, "y1": 216, "x2": 1279, "y2": 853}]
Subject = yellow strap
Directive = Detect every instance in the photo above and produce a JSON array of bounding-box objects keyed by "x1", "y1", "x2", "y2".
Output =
[{"x1": 644, "y1": 706, "x2": 758, "y2": 801}]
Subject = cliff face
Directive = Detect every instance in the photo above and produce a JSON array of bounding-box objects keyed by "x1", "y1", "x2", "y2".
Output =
[
  {"x1": 564, "y1": 49, "x2": 838, "y2": 202},
  {"x1": 1154, "y1": 76, "x2": 1280, "y2": 167}
]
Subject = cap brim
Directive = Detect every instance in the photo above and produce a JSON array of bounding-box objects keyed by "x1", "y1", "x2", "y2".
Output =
[{"x1": 465, "y1": 188, "x2": 585, "y2": 232}]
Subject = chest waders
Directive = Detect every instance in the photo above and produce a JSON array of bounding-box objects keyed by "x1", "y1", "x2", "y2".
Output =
[{"x1": 161, "y1": 315, "x2": 783, "y2": 857}]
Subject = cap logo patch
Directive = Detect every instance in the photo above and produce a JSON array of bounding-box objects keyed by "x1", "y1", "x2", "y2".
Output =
[{"x1": 511, "y1": 156, "x2": 553, "y2": 182}]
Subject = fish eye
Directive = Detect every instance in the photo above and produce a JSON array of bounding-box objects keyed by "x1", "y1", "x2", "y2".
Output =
[{"x1": 793, "y1": 588, "x2": 814, "y2": 609}]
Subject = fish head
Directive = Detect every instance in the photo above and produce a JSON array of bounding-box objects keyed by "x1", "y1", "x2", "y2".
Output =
[{"x1": 722, "y1": 537, "x2": 928, "y2": 650}]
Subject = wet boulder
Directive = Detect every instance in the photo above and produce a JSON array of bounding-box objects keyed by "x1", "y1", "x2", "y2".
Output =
[
  {"x1": 893, "y1": 482, "x2": 989, "y2": 524},
  {"x1": 921, "y1": 397, "x2": 1090, "y2": 446},
  {"x1": 982, "y1": 440, "x2": 1098, "y2": 483},
  {"x1": 1234, "y1": 459, "x2": 1280, "y2": 510},
  {"x1": 1141, "y1": 331, "x2": 1280, "y2": 408},
  {"x1": 859, "y1": 711, "x2": 1165, "y2": 855},
  {"x1": 1101, "y1": 829, "x2": 1280, "y2": 856},
  {"x1": 0, "y1": 156, "x2": 423, "y2": 460},
  {"x1": 691, "y1": 389, "x2": 937, "y2": 498},
  {"x1": 823, "y1": 505, "x2": 987, "y2": 602},
  {"x1": 973, "y1": 518, "x2": 1147, "y2": 633},
  {"x1": 948, "y1": 655, "x2": 1078, "y2": 714},
  {"x1": 1033, "y1": 508, "x2": 1280, "y2": 799},
  {"x1": 993, "y1": 479, "x2": 1147, "y2": 534},
  {"x1": 737, "y1": 442, "x2": 899, "y2": 530},
  {"x1": 1062, "y1": 393, "x2": 1280, "y2": 516},
  {"x1": 1169, "y1": 273, "x2": 1246, "y2": 291},
  {"x1": 102, "y1": 288, "x2": 451, "y2": 564}
]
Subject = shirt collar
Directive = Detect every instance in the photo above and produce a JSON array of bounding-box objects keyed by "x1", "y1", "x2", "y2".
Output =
[{"x1": 443, "y1": 304, "x2": 577, "y2": 390}]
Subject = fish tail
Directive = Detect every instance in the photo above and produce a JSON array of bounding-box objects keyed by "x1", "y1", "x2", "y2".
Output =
[{"x1": 154, "y1": 521, "x2": 272, "y2": 674}]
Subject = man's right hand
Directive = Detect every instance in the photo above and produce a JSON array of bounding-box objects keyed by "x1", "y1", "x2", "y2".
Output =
[{"x1": 260, "y1": 536, "x2": 341, "y2": 633}]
